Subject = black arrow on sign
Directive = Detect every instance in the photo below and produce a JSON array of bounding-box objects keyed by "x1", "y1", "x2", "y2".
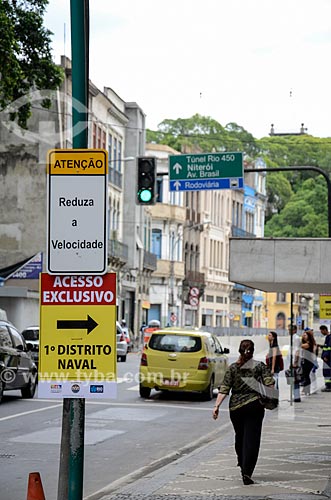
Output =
[{"x1": 57, "y1": 315, "x2": 98, "y2": 334}]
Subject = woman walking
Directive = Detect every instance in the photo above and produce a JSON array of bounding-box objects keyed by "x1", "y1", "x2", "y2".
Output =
[
  {"x1": 213, "y1": 339, "x2": 274, "y2": 485},
  {"x1": 266, "y1": 331, "x2": 283, "y2": 389},
  {"x1": 301, "y1": 328, "x2": 317, "y2": 395}
]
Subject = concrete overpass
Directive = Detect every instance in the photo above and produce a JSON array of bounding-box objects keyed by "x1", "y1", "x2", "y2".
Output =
[{"x1": 229, "y1": 238, "x2": 331, "y2": 293}]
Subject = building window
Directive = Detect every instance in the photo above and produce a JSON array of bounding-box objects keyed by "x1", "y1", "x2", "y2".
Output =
[
  {"x1": 156, "y1": 177, "x2": 163, "y2": 203},
  {"x1": 206, "y1": 295, "x2": 214, "y2": 302},
  {"x1": 276, "y1": 312, "x2": 286, "y2": 329},
  {"x1": 276, "y1": 293, "x2": 286, "y2": 303},
  {"x1": 152, "y1": 229, "x2": 162, "y2": 258},
  {"x1": 92, "y1": 123, "x2": 97, "y2": 147},
  {"x1": 118, "y1": 140, "x2": 122, "y2": 171},
  {"x1": 113, "y1": 138, "x2": 117, "y2": 166},
  {"x1": 108, "y1": 134, "x2": 112, "y2": 163}
]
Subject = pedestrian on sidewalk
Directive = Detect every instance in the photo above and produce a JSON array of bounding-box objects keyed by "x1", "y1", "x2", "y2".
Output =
[
  {"x1": 212, "y1": 339, "x2": 274, "y2": 486},
  {"x1": 266, "y1": 331, "x2": 283, "y2": 389},
  {"x1": 288, "y1": 324, "x2": 302, "y2": 402},
  {"x1": 300, "y1": 328, "x2": 317, "y2": 396},
  {"x1": 319, "y1": 325, "x2": 331, "y2": 392}
]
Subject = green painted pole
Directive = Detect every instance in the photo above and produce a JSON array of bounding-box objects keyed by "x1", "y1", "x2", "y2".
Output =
[
  {"x1": 65, "y1": 2, "x2": 89, "y2": 499},
  {"x1": 71, "y1": 0, "x2": 89, "y2": 149}
]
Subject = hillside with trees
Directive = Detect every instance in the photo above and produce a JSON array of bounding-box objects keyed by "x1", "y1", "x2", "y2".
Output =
[{"x1": 147, "y1": 115, "x2": 331, "y2": 238}]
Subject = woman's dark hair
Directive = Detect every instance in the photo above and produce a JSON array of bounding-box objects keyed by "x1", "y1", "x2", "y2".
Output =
[
  {"x1": 303, "y1": 330, "x2": 316, "y2": 350},
  {"x1": 237, "y1": 339, "x2": 254, "y2": 366},
  {"x1": 269, "y1": 331, "x2": 278, "y2": 348}
]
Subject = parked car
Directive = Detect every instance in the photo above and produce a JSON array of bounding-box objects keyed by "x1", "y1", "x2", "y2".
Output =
[
  {"x1": 116, "y1": 321, "x2": 128, "y2": 362},
  {"x1": 139, "y1": 327, "x2": 229, "y2": 400},
  {"x1": 0, "y1": 320, "x2": 37, "y2": 403},
  {"x1": 120, "y1": 320, "x2": 132, "y2": 352},
  {"x1": 21, "y1": 326, "x2": 39, "y2": 368}
]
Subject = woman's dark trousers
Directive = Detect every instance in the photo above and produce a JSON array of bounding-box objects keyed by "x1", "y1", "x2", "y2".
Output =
[
  {"x1": 230, "y1": 399, "x2": 265, "y2": 478},
  {"x1": 301, "y1": 359, "x2": 314, "y2": 394}
]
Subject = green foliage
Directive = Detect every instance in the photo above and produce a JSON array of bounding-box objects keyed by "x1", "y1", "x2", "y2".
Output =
[
  {"x1": 146, "y1": 114, "x2": 258, "y2": 156},
  {"x1": 147, "y1": 114, "x2": 331, "y2": 238},
  {"x1": 265, "y1": 173, "x2": 293, "y2": 221},
  {"x1": 0, "y1": 0, "x2": 63, "y2": 128},
  {"x1": 265, "y1": 176, "x2": 328, "y2": 237}
]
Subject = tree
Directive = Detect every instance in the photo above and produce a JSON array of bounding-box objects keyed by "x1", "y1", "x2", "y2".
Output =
[
  {"x1": 265, "y1": 173, "x2": 293, "y2": 222},
  {"x1": 146, "y1": 113, "x2": 331, "y2": 238},
  {"x1": 264, "y1": 176, "x2": 328, "y2": 237},
  {"x1": 146, "y1": 115, "x2": 257, "y2": 155},
  {"x1": 0, "y1": 0, "x2": 63, "y2": 128}
]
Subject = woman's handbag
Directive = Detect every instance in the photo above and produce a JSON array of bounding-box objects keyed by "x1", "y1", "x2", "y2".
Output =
[
  {"x1": 257, "y1": 377, "x2": 279, "y2": 410},
  {"x1": 285, "y1": 366, "x2": 303, "y2": 385}
]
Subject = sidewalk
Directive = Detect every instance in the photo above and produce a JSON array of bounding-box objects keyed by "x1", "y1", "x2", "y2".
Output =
[{"x1": 92, "y1": 388, "x2": 331, "y2": 500}]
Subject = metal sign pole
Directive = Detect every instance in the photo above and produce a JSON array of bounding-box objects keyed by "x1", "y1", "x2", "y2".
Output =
[{"x1": 57, "y1": 2, "x2": 89, "y2": 499}]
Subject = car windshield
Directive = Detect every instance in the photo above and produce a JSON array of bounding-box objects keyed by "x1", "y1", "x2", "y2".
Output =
[
  {"x1": 149, "y1": 334, "x2": 201, "y2": 353},
  {"x1": 21, "y1": 329, "x2": 39, "y2": 341}
]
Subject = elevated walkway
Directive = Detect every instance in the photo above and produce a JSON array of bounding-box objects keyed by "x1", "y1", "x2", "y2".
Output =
[{"x1": 229, "y1": 238, "x2": 331, "y2": 293}]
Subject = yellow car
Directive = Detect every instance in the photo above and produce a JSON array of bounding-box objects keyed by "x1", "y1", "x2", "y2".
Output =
[{"x1": 139, "y1": 328, "x2": 229, "y2": 400}]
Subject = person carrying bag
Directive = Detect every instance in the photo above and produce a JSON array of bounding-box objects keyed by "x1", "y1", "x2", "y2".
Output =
[{"x1": 213, "y1": 339, "x2": 274, "y2": 486}]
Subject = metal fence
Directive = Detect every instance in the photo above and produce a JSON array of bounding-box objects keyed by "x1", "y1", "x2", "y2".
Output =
[{"x1": 202, "y1": 326, "x2": 287, "y2": 337}]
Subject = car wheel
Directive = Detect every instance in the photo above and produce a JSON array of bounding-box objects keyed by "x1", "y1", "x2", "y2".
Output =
[
  {"x1": 120, "y1": 355, "x2": 127, "y2": 362},
  {"x1": 21, "y1": 375, "x2": 37, "y2": 399},
  {"x1": 139, "y1": 384, "x2": 151, "y2": 398},
  {"x1": 0, "y1": 381, "x2": 4, "y2": 404},
  {"x1": 202, "y1": 376, "x2": 214, "y2": 401}
]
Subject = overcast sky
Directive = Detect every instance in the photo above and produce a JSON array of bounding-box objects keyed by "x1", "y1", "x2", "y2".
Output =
[{"x1": 45, "y1": 0, "x2": 331, "y2": 139}]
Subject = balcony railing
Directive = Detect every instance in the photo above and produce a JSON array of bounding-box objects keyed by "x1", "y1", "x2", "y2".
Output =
[
  {"x1": 143, "y1": 250, "x2": 157, "y2": 271},
  {"x1": 231, "y1": 226, "x2": 255, "y2": 238},
  {"x1": 108, "y1": 239, "x2": 128, "y2": 266},
  {"x1": 183, "y1": 270, "x2": 205, "y2": 287}
]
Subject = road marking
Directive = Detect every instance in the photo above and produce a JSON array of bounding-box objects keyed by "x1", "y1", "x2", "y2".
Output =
[
  {"x1": 0, "y1": 403, "x2": 62, "y2": 422},
  {"x1": 127, "y1": 384, "x2": 139, "y2": 391}
]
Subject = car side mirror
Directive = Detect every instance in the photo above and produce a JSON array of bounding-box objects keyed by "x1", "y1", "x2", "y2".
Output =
[
  {"x1": 17, "y1": 344, "x2": 24, "y2": 351},
  {"x1": 223, "y1": 348, "x2": 230, "y2": 354},
  {"x1": 25, "y1": 343, "x2": 33, "y2": 352}
]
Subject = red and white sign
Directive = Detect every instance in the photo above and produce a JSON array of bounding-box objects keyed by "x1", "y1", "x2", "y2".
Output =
[
  {"x1": 189, "y1": 296, "x2": 199, "y2": 307},
  {"x1": 190, "y1": 286, "x2": 199, "y2": 297},
  {"x1": 41, "y1": 274, "x2": 116, "y2": 306}
]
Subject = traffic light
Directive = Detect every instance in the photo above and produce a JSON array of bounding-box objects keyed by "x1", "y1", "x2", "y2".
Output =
[{"x1": 136, "y1": 157, "x2": 156, "y2": 205}]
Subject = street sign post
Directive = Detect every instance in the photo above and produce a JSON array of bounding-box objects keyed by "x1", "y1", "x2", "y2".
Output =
[
  {"x1": 169, "y1": 152, "x2": 243, "y2": 191},
  {"x1": 39, "y1": 272, "x2": 117, "y2": 399},
  {"x1": 47, "y1": 149, "x2": 108, "y2": 275}
]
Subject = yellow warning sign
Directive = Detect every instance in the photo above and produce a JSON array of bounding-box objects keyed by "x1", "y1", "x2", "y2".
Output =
[
  {"x1": 320, "y1": 295, "x2": 331, "y2": 319},
  {"x1": 39, "y1": 273, "x2": 117, "y2": 399},
  {"x1": 40, "y1": 304, "x2": 116, "y2": 379},
  {"x1": 47, "y1": 149, "x2": 108, "y2": 175}
]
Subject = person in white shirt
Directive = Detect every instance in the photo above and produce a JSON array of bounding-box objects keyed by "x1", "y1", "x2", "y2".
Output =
[{"x1": 288, "y1": 324, "x2": 301, "y2": 402}]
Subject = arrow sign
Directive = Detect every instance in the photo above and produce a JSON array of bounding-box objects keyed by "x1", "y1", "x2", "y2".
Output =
[
  {"x1": 57, "y1": 315, "x2": 98, "y2": 334},
  {"x1": 173, "y1": 162, "x2": 182, "y2": 174},
  {"x1": 174, "y1": 180, "x2": 181, "y2": 190}
]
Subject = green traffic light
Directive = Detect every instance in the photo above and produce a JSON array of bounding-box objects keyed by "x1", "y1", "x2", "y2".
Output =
[{"x1": 139, "y1": 188, "x2": 152, "y2": 203}]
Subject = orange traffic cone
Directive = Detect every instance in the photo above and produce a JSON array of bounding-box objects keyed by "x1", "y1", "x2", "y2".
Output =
[{"x1": 26, "y1": 472, "x2": 46, "y2": 500}]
